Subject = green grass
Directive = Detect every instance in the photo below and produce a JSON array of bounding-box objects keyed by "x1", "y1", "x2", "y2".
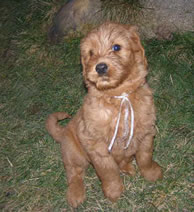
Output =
[
  {"x1": 102, "y1": 0, "x2": 142, "y2": 24},
  {"x1": 0, "y1": 0, "x2": 193, "y2": 211}
]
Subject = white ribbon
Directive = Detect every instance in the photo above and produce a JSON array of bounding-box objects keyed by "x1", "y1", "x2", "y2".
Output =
[{"x1": 108, "y1": 93, "x2": 134, "y2": 152}]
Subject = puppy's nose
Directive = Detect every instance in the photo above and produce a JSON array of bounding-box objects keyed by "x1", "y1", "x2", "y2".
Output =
[{"x1": 96, "y1": 63, "x2": 108, "y2": 75}]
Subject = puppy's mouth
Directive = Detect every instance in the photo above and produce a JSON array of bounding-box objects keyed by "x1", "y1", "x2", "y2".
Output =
[
  {"x1": 96, "y1": 73, "x2": 121, "y2": 90},
  {"x1": 86, "y1": 62, "x2": 122, "y2": 90},
  {"x1": 99, "y1": 74, "x2": 109, "y2": 81},
  {"x1": 87, "y1": 72, "x2": 111, "y2": 89}
]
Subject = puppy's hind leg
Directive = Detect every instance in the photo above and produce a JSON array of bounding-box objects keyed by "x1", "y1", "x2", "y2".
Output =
[
  {"x1": 60, "y1": 132, "x2": 89, "y2": 208},
  {"x1": 135, "y1": 134, "x2": 163, "y2": 182}
]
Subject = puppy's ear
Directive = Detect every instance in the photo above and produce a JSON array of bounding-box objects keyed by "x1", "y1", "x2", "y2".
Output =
[
  {"x1": 81, "y1": 55, "x2": 87, "y2": 81},
  {"x1": 127, "y1": 26, "x2": 141, "y2": 49},
  {"x1": 127, "y1": 26, "x2": 147, "y2": 68}
]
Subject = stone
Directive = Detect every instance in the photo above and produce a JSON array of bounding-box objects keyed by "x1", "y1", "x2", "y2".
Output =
[
  {"x1": 48, "y1": 0, "x2": 194, "y2": 43},
  {"x1": 48, "y1": 0, "x2": 101, "y2": 43}
]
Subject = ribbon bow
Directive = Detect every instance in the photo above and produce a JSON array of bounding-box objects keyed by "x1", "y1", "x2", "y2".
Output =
[{"x1": 108, "y1": 93, "x2": 134, "y2": 152}]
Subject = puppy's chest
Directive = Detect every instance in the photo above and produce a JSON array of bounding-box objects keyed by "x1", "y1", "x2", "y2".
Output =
[
  {"x1": 83, "y1": 98, "x2": 128, "y2": 140},
  {"x1": 85, "y1": 100, "x2": 115, "y2": 126}
]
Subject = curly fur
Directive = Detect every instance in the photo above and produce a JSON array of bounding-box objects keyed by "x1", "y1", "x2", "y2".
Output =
[{"x1": 46, "y1": 22, "x2": 163, "y2": 208}]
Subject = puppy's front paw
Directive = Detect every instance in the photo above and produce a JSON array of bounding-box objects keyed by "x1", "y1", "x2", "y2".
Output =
[
  {"x1": 67, "y1": 182, "x2": 86, "y2": 208},
  {"x1": 102, "y1": 179, "x2": 124, "y2": 202}
]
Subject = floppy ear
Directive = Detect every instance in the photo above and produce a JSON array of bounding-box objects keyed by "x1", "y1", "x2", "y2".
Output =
[
  {"x1": 81, "y1": 56, "x2": 86, "y2": 76},
  {"x1": 80, "y1": 45, "x2": 91, "y2": 88},
  {"x1": 80, "y1": 54, "x2": 88, "y2": 83},
  {"x1": 121, "y1": 25, "x2": 148, "y2": 91},
  {"x1": 128, "y1": 26, "x2": 148, "y2": 68},
  {"x1": 80, "y1": 38, "x2": 87, "y2": 77}
]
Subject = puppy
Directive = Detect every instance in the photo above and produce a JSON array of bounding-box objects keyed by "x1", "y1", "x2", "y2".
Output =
[{"x1": 46, "y1": 22, "x2": 163, "y2": 208}]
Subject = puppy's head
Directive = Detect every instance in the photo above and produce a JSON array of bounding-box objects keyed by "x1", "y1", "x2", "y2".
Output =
[{"x1": 81, "y1": 22, "x2": 147, "y2": 90}]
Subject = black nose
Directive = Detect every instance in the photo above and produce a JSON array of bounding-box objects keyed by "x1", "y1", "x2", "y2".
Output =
[{"x1": 96, "y1": 63, "x2": 108, "y2": 75}]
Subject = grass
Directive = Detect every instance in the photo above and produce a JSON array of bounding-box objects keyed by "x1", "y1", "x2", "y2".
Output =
[
  {"x1": 102, "y1": 0, "x2": 142, "y2": 24},
  {"x1": 0, "y1": 0, "x2": 193, "y2": 211}
]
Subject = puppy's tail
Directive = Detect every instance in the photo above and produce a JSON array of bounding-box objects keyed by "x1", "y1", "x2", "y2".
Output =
[{"x1": 45, "y1": 112, "x2": 71, "y2": 143}]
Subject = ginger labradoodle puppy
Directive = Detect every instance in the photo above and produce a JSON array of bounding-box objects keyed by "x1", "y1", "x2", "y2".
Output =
[{"x1": 46, "y1": 22, "x2": 163, "y2": 208}]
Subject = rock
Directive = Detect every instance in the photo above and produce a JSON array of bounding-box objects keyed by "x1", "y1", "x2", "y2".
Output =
[
  {"x1": 48, "y1": 0, "x2": 101, "y2": 43},
  {"x1": 138, "y1": 0, "x2": 194, "y2": 38},
  {"x1": 48, "y1": 0, "x2": 194, "y2": 43}
]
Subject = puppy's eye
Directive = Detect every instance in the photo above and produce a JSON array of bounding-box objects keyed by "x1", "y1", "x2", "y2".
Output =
[{"x1": 112, "y1": 44, "x2": 121, "y2": 51}]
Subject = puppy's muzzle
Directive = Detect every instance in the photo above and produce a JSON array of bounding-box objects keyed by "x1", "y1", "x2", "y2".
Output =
[{"x1": 96, "y1": 63, "x2": 108, "y2": 75}]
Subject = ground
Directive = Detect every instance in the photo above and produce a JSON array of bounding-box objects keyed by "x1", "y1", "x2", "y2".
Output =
[{"x1": 0, "y1": 0, "x2": 193, "y2": 211}]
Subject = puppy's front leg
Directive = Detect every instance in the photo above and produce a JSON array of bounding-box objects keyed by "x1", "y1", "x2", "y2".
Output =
[
  {"x1": 87, "y1": 142, "x2": 124, "y2": 202},
  {"x1": 135, "y1": 134, "x2": 163, "y2": 182}
]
